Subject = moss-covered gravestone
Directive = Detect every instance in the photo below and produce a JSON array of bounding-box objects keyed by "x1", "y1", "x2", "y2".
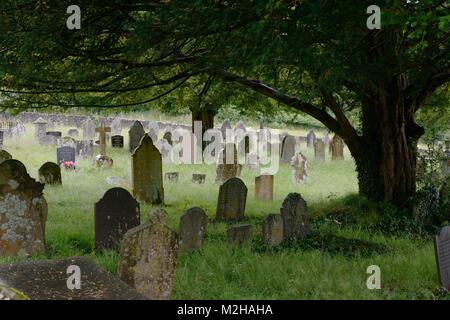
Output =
[
  {"x1": 215, "y1": 177, "x2": 247, "y2": 221},
  {"x1": 280, "y1": 193, "x2": 309, "y2": 243},
  {"x1": 95, "y1": 187, "x2": 140, "y2": 251},
  {"x1": 179, "y1": 207, "x2": 208, "y2": 251},
  {"x1": 330, "y1": 134, "x2": 345, "y2": 161},
  {"x1": 118, "y1": 209, "x2": 179, "y2": 300},
  {"x1": 0, "y1": 159, "x2": 47, "y2": 257},
  {"x1": 38, "y1": 162, "x2": 62, "y2": 185},
  {"x1": 255, "y1": 175, "x2": 274, "y2": 200},
  {"x1": 281, "y1": 135, "x2": 297, "y2": 164},
  {"x1": 132, "y1": 134, "x2": 164, "y2": 204},
  {"x1": 227, "y1": 224, "x2": 253, "y2": 246},
  {"x1": 262, "y1": 214, "x2": 284, "y2": 246}
]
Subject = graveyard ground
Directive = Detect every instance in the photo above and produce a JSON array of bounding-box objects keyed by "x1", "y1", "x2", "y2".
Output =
[{"x1": 0, "y1": 123, "x2": 442, "y2": 300}]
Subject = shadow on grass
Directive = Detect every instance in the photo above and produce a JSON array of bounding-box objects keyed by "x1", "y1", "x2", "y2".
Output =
[{"x1": 253, "y1": 233, "x2": 388, "y2": 258}]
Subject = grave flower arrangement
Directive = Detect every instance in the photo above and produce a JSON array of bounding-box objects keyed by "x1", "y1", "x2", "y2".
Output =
[{"x1": 60, "y1": 161, "x2": 76, "y2": 170}]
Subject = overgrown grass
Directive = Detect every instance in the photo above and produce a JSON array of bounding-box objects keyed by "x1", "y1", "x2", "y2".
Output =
[{"x1": 0, "y1": 123, "x2": 444, "y2": 299}]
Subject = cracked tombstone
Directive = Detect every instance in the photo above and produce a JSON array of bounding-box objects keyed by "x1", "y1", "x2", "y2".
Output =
[
  {"x1": 128, "y1": 120, "x2": 146, "y2": 153},
  {"x1": 38, "y1": 162, "x2": 62, "y2": 185},
  {"x1": 0, "y1": 159, "x2": 47, "y2": 257},
  {"x1": 215, "y1": 177, "x2": 247, "y2": 221},
  {"x1": 95, "y1": 187, "x2": 140, "y2": 251},
  {"x1": 434, "y1": 226, "x2": 450, "y2": 290},
  {"x1": 0, "y1": 150, "x2": 12, "y2": 165},
  {"x1": 262, "y1": 214, "x2": 284, "y2": 246},
  {"x1": 117, "y1": 208, "x2": 179, "y2": 300},
  {"x1": 280, "y1": 193, "x2": 309, "y2": 243},
  {"x1": 132, "y1": 134, "x2": 164, "y2": 204},
  {"x1": 179, "y1": 207, "x2": 208, "y2": 251}
]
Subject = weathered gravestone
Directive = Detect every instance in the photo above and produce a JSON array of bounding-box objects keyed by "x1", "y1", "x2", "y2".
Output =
[
  {"x1": 44, "y1": 131, "x2": 61, "y2": 145},
  {"x1": 0, "y1": 159, "x2": 47, "y2": 257},
  {"x1": 306, "y1": 130, "x2": 316, "y2": 148},
  {"x1": 179, "y1": 207, "x2": 208, "y2": 251},
  {"x1": 314, "y1": 139, "x2": 326, "y2": 161},
  {"x1": 0, "y1": 149, "x2": 12, "y2": 164},
  {"x1": 132, "y1": 134, "x2": 164, "y2": 204},
  {"x1": 111, "y1": 135, "x2": 124, "y2": 148},
  {"x1": 129, "y1": 120, "x2": 146, "y2": 153},
  {"x1": 291, "y1": 152, "x2": 308, "y2": 184},
  {"x1": 330, "y1": 134, "x2": 345, "y2": 160},
  {"x1": 215, "y1": 177, "x2": 247, "y2": 221},
  {"x1": 0, "y1": 257, "x2": 146, "y2": 300},
  {"x1": 111, "y1": 118, "x2": 122, "y2": 135},
  {"x1": 82, "y1": 118, "x2": 96, "y2": 139},
  {"x1": 76, "y1": 140, "x2": 94, "y2": 158},
  {"x1": 255, "y1": 175, "x2": 274, "y2": 200},
  {"x1": 192, "y1": 173, "x2": 206, "y2": 184},
  {"x1": 46, "y1": 131, "x2": 62, "y2": 139},
  {"x1": 434, "y1": 226, "x2": 450, "y2": 290},
  {"x1": 67, "y1": 129, "x2": 79, "y2": 138},
  {"x1": 262, "y1": 214, "x2": 284, "y2": 246},
  {"x1": 38, "y1": 162, "x2": 62, "y2": 185},
  {"x1": 95, "y1": 188, "x2": 140, "y2": 251},
  {"x1": 147, "y1": 122, "x2": 160, "y2": 142},
  {"x1": 281, "y1": 135, "x2": 297, "y2": 164},
  {"x1": 280, "y1": 193, "x2": 309, "y2": 242},
  {"x1": 165, "y1": 172, "x2": 179, "y2": 183},
  {"x1": 33, "y1": 118, "x2": 47, "y2": 144},
  {"x1": 117, "y1": 208, "x2": 179, "y2": 300},
  {"x1": 227, "y1": 224, "x2": 253, "y2": 246},
  {"x1": 56, "y1": 146, "x2": 76, "y2": 165}
]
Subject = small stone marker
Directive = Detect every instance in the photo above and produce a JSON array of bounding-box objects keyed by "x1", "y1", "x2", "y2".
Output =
[
  {"x1": 314, "y1": 139, "x2": 326, "y2": 161},
  {"x1": 38, "y1": 162, "x2": 62, "y2": 185},
  {"x1": 96, "y1": 124, "x2": 111, "y2": 156},
  {"x1": 192, "y1": 173, "x2": 206, "y2": 184},
  {"x1": 0, "y1": 149, "x2": 12, "y2": 164},
  {"x1": 132, "y1": 134, "x2": 164, "y2": 204},
  {"x1": 330, "y1": 134, "x2": 345, "y2": 160},
  {"x1": 0, "y1": 257, "x2": 146, "y2": 300},
  {"x1": 281, "y1": 193, "x2": 309, "y2": 242},
  {"x1": 111, "y1": 135, "x2": 124, "y2": 148},
  {"x1": 281, "y1": 135, "x2": 297, "y2": 164},
  {"x1": 434, "y1": 226, "x2": 450, "y2": 290},
  {"x1": 255, "y1": 175, "x2": 274, "y2": 200},
  {"x1": 165, "y1": 172, "x2": 179, "y2": 183},
  {"x1": 262, "y1": 214, "x2": 284, "y2": 246},
  {"x1": 117, "y1": 208, "x2": 179, "y2": 300},
  {"x1": 306, "y1": 130, "x2": 316, "y2": 148},
  {"x1": 95, "y1": 188, "x2": 140, "y2": 251},
  {"x1": 179, "y1": 207, "x2": 208, "y2": 251},
  {"x1": 56, "y1": 146, "x2": 76, "y2": 165},
  {"x1": 128, "y1": 120, "x2": 146, "y2": 153},
  {"x1": 227, "y1": 224, "x2": 253, "y2": 245},
  {"x1": 0, "y1": 159, "x2": 47, "y2": 257},
  {"x1": 216, "y1": 177, "x2": 247, "y2": 221}
]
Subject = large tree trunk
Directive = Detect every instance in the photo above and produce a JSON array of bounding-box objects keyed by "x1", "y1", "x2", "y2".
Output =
[{"x1": 352, "y1": 76, "x2": 424, "y2": 208}]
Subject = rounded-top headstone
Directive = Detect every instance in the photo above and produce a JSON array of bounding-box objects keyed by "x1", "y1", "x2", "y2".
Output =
[
  {"x1": 280, "y1": 193, "x2": 309, "y2": 242},
  {"x1": 215, "y1": 177, "x2": 247, "y2": 221},
  {"x1": 38, "y1": 162, "x2": 62, "y2": 185}
]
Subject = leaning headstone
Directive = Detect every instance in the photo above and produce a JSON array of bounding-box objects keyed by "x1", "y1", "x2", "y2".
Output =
[
  {"x1": 192, "y1": 173, "x2": 206, "y2": 184},
  {"x1": 0, "y1": 257, "x2": 146, "y2": 300},
  {"x1": 0, "y1": 150, "x2": 12, "y2": 164},
  {"x1": 215, "y1": 177, "x2": 247, "y2": 221},
  {"x1": 111, "y1": 118, "x2": 122, "y2": 135},
  {"x1": 117, "y1": 208, "x2": 179, "y2": 300},
  {"x1": 111, "y1": 135, "x2": 124, "y2": 148},
  {"x1": 330, "y1": 134, "x2": 345, "y2": 160},
  {"x1": 129, "y1": 120, "x2": 146, "y2": 153},
  {"x1": 314, "y1": 139, "x2": 326, "y2": 161},
  {"x1": 38, "y1": 162, "x2": 62, "y2": 185},
  {"x1": 132, "y1": 134, "x2": 164, "y2": 204},
  {"x1": 306, "y1": 130, "x2": 316, "y2": 148},
  {"x1": 280, "y1": 193, "x2": 309, "y2": 242},
  {"x1": 281, "y1": 135, "x2": 297, "y2": 164},
  {"x1": 291, "y1": 152, "x2": 308, "y2": 184},
  {"x1": 165, "y1": 172, "x2": 179, "y2": 183},
  {"x1": 56, "y1": 146, "x2": 76, "y2": 165},
  {"x1": 227, "y1": 224, "x2": 253, "y2": 246},
  {"x1": 67, "y1": 129, "x2": 79, "y2": 138},
  {"x1": 434, "y1": 227, "x2": 450, "y2": 290},
  {"x1": 95, "y1": 188, "x2": 140, "y2": 251},
  {"x1": 262, "y1": 214, "x2": 284, "y2": 246},
  {"x1": 255, "y1": 175, "x2": 274, "y2": 200},
  {"x1": 0, "y1": 159, "x2": 47, "y2": 257},
  {"x1": 179, "y1": 207, "x2": 208, "y2": 251},
  {"x1": 82, "y1": 118, "x2": 96, "y2": 139}
]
